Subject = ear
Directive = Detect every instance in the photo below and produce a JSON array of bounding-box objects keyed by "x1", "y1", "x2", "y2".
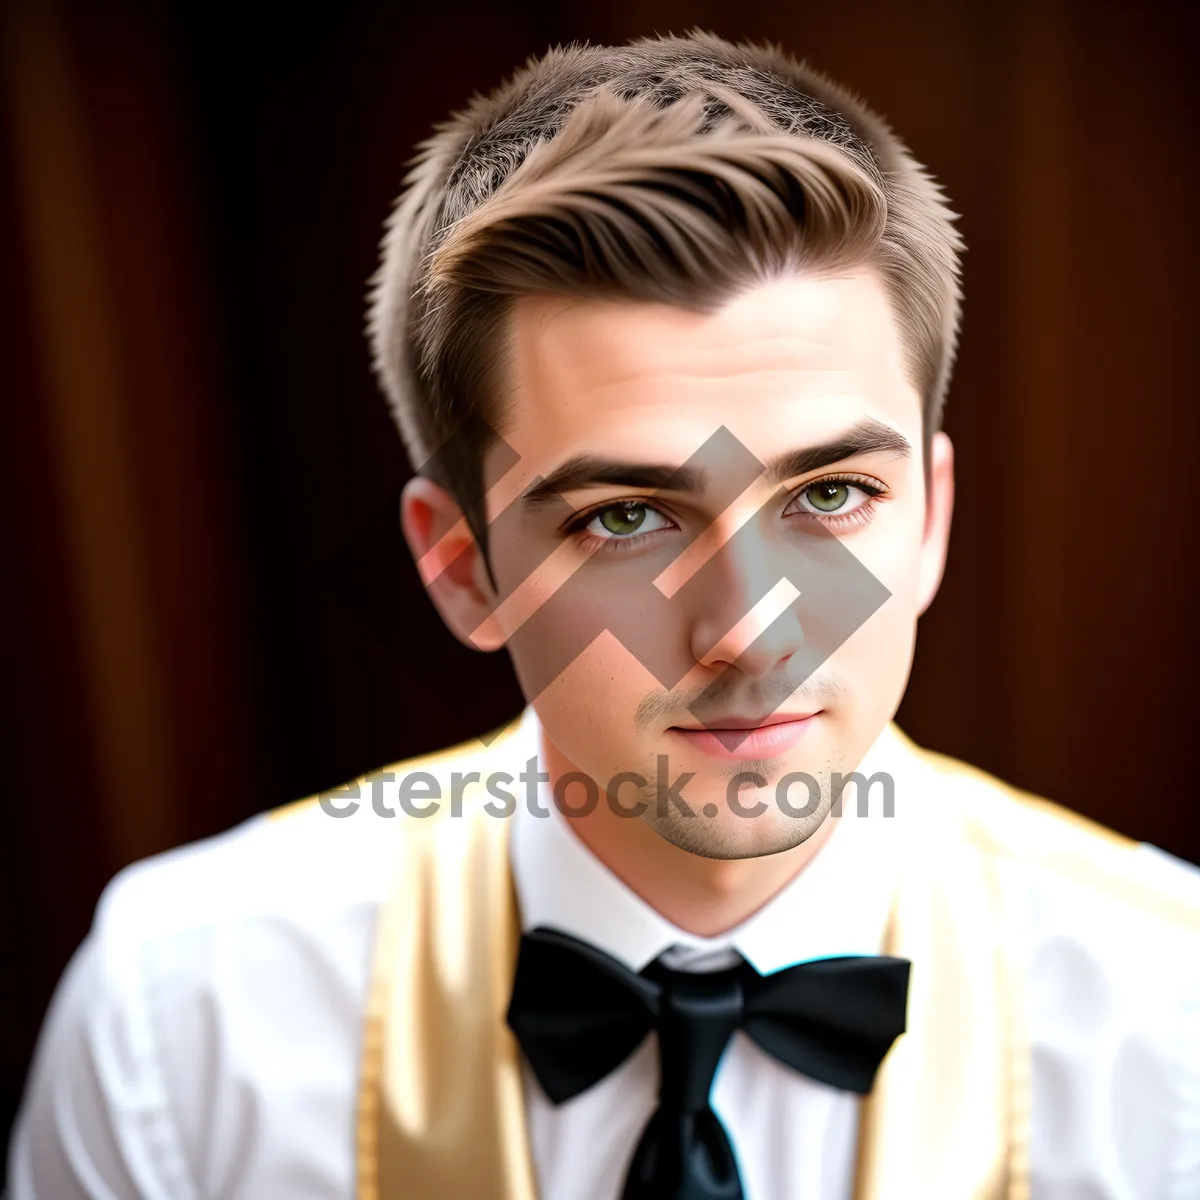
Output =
[
  {"x1": 399, "y1": 475, "x2": 506, "y2": 651},
  {"x1": 917, "y1": 431, "x2": 955, "y2": 617}
]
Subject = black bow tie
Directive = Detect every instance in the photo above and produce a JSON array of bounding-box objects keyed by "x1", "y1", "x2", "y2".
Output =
[{"x1": 507, "y1": 926, "x2": 910, "y2": 1200}]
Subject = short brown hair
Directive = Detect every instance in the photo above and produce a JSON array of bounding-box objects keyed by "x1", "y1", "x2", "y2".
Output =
[{"x1": 368, "y1": 31, "x2": 963, "y2": 522}]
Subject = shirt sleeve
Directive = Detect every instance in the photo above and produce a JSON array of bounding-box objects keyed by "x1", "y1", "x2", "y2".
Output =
[
  {"x1": 1025, "y1": 842, "x2": 1200, "y2": 1198},
  {"x1": 5, "y1": 878, "x2": 199, "y2": 1200},
  {"x1": 1137, "y1": 844, "x2": 1200, "y2": 1197},
  {"x1": 6, "y1": 808, "x2": 381, "y2": 1200}
]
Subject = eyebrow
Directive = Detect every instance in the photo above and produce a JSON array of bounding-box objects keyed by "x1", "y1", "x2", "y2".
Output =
[{"x1": 520, "y1": 416, "x2": 913, "y2": 509}]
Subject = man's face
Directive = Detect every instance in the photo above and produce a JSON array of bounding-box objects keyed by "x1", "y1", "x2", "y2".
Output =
[{"x1": 424, "y1": 270, "x2": 953, "y2": 859}]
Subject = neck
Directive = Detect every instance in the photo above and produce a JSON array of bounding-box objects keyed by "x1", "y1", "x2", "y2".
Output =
[{"x1": 539, "y1": 734, "x2": 838, "y2": 937}]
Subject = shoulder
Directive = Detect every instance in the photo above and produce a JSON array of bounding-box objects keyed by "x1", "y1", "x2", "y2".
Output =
[
  {"x1": 8, "y1": 717, "x2": 528, "y2": 1198},
  {"x1": 90, "y1": 713, "x2": 530, "y2": 1003},
  {"x1": 95, "y1": 710, "x2": 528, "y2": 949},
  {"x1": 892, "y1": 727, "x2": 1200, "y2": 1193},
  {"x1": 8, "y1": 804, "x2": 395, "y2": 1197},
  {"x1": 88, "y1": 791, "x2": 392, "y2": 1001},
  {"x1": 894, "y1": 726, "x2": 1200, "y2": 932}
]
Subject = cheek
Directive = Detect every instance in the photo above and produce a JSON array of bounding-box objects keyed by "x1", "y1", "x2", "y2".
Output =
[
  {"x1": 489, "y1": 539, "x2": 663, "y2": 714},
  {"x1": 527, "y1": 634, "x2": 662, "y2": 771},
  {"x1": 492, "y1": 526, "x2": 695, "y2": 712},
  {"x1": 825, "y1": 510, "x2": 923, "y2": 685},
  {"x1": 857, "y1": 498, "x2": 927, "y2": 604}
]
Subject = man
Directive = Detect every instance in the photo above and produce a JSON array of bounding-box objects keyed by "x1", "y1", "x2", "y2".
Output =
[{"x1": 8, "y1": 31, "x2": 1199, "y2": 1200}]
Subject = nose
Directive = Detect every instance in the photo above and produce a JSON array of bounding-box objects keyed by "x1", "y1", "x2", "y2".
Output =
[{"x1": 687, "y1": 523, "x2": 804, "y2": 678}]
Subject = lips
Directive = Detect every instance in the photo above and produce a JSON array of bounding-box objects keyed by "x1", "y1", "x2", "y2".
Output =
[
  {"x1": 670, "y1": 710, "x2": 819, "y2": 732},
  {"x1": 667, "y1": 712, "x2": 821, "y2": 761}
]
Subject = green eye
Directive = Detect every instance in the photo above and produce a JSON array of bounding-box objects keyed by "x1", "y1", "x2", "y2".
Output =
[
  {"x1": 804, "y1": 481, "x2": 851, "y2": 513},
  {"x1": 598, "y1": 503, "x2": 647, "y2": 535}
]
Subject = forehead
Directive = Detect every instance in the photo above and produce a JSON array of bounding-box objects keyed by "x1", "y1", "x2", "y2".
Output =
[{"x1": 493, "y1": 270, "x2": 922, "y2": 483}]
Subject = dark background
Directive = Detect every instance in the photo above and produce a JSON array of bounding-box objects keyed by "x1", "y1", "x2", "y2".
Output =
[{"x1": 2, "y1": 0, "x2": 1197, "y2": 1156}]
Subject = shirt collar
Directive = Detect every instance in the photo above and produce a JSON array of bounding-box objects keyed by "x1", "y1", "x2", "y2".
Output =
[{"x1": 509, "y1": 710, "x2": 909, "y2": 976}]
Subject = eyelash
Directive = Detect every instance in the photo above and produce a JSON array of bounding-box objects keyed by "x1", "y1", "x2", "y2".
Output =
[{"x1": 563, "y1": 473, "x2": 889, "y2": 553}]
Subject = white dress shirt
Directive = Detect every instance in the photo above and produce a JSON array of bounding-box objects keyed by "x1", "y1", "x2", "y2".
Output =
[
  {"x1": 510, "y1": 721, "x2": 902, "y2": 1200},
  {"x1": 7, "y1": 710, "x2": 1200, "y2": 1198}
]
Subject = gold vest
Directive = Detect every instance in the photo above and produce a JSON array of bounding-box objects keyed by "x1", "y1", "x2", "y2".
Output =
[{"x1": 332, "y1": 718, "x2": 1196, "y2": 1200}]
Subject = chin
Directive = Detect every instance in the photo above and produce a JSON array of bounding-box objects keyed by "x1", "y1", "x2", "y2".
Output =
[{"x1": 643, "y1": 799, "x2": 825, "y2": 862}]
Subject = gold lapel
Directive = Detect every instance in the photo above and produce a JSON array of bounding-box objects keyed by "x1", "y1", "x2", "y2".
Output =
[
  {"x1": 852, "y1": 767, "x2": 1028, "y2": 1199},
  {"x1": 359, "y1": 719, "x2": 536, "y2": 1200}
]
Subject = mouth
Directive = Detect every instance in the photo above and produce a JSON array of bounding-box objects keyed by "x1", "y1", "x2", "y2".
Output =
[
  {"x1": 666, "y1": 711, "x2": 822, "y2": 760},
  {"x1": 672, "y1": 710, "x2": 819, "y2": 731}
]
